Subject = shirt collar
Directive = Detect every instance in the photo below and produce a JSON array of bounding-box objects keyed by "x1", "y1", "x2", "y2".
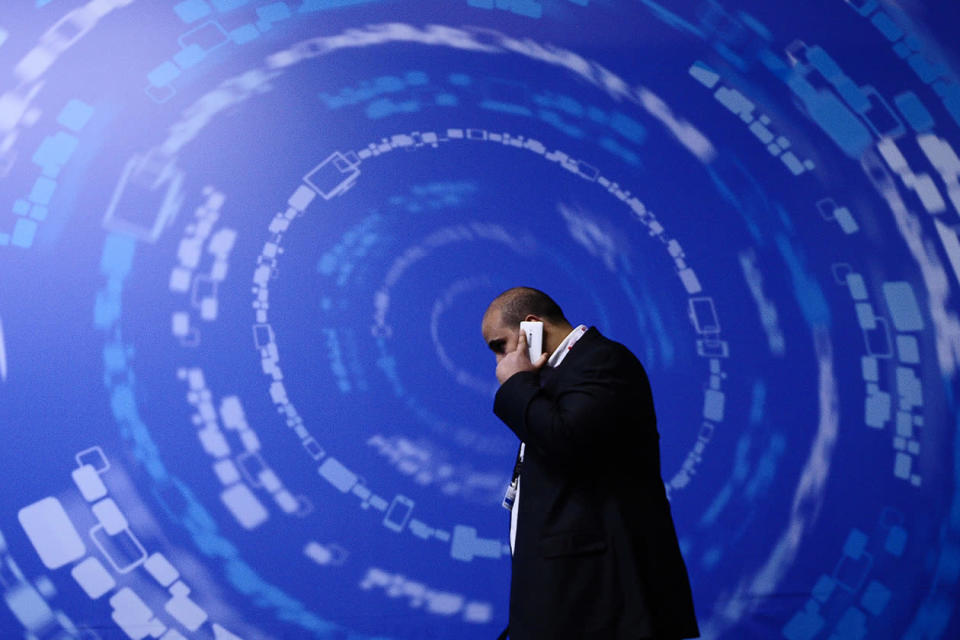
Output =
[{"x1": 547, "y1": 325, "x2": 588, "y2": 368}]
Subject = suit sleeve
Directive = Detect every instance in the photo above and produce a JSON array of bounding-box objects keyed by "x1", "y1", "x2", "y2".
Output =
[{"x1": 493, "y1": 342, "x2": 653, "y2": 466}]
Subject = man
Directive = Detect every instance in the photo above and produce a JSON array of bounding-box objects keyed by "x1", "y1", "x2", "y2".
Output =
[{"x1": 482, "y1": 287, "x2": 699, "y2": 640}]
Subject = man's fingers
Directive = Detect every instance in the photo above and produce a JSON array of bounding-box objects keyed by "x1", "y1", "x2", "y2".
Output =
[
  {"x1": 533, "y1": 353, "x2": 548, "y2": 369},
  {"x1": 517, "y1": 329, "x2": 527, "y2": 347}
]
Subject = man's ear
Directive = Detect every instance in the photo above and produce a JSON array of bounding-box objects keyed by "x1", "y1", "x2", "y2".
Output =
[{"x1": 523, "y1": 314, "x2": 542, "y2": 323}]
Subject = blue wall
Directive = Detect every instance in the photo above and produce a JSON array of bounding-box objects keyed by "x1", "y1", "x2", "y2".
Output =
[{"x1": 1, "y1": 1, "x2": 959, "y2": 638}]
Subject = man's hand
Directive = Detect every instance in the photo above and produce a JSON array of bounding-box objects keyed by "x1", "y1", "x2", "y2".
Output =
[{"x1": 496, "y1": 329, "x2": 548, "y2": 384}]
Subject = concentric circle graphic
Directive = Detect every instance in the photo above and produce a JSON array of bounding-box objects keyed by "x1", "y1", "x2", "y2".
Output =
[{"x1": 1, "y1": 2, "x2": 959, "y2": 639}]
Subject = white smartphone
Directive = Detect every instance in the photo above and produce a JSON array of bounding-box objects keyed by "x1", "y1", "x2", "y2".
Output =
[{"x1": 519, "y1": 321, "x2": 543, "y2": 362}]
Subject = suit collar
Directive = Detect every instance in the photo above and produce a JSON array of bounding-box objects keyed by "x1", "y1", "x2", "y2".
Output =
[{"x1": 551, "y1": 326, "x2": 602, "y2": 370}]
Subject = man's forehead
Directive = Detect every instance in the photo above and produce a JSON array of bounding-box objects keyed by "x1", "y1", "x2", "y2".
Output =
[{"x1": 481, "y1": 306, "x2": 508, "y2": 337}]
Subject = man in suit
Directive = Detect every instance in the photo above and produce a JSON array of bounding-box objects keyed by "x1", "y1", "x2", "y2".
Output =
[{"x1": 482, "y1": 287, "x2": 699, "y2": 640}]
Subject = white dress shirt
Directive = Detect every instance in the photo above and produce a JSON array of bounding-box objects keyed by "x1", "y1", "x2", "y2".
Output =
[{"x1": 509, "y1": 324, "x2": 588, "y2": 554}]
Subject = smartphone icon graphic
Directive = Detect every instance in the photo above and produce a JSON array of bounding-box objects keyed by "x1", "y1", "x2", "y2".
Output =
[{"x1": 383, "y1": 495, "x2": 414, "y2": 533}]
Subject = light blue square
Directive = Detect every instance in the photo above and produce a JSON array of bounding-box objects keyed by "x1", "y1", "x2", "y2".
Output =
[
  {"x1": 211, "y1": 0, "x2": 250, "y2": 11},
  {"x1": 908, "y1": 53, "x2": 943, "y2": 84},
  {"x1": 883, "y1": 281, "x2": 924, "y2": 331},
  {"x1": 894, "y1": 91, "x2": 934, "y2": 132},
  {"x1": 29, "y1": 176, "x2": 57, "y2": 204},
  {"x1": 870, "y1": 12, "x2": 903, "y2": 41},
  {"x1": 147, "y1": 61, "x2": 181, "y2": 87},
  {"x1": 12, "y1": 218, "x2": 38, "y2": 248},
  {"x1": 782, "y1": 609, "x2": 825, "y2": 640},
  {"x1": 5, "y1": 583, "x2": 52, "y2": 629},
  {"x1": 230, "y1": 24, "x2": 260, "y2": 44},
  {"x1": 174, "y1": 0, "x2": 212, "y2": 23},
  {"x1": 812, "y1": 574, "x2": 835, "y2": 602},
  {"x1": 860, "y1": 580, "x2": 891, "y2": 615},
  {"x1": 32, "y1": 131, "x2": 78, "y2": 168},
  {"x1": 897, "y1": 335, "x2": 920, "y2": 363},
  {"x1": 13, "y1": 199, "x2": 30, "y2": 215},
  {"x1": 843, "y1": 529, "x2": 868, "y2": 559},
  {"x1": 30, "y1": 205, "x2": 48, "y2": 221},
  {"x1": 884, "y1": 526, "x2": 907, "y2": 556},
  {"x1": 57, "y1": 99, "x2": 94, "y2": 131},
  {"x1": 100, "y1": 234, "x2": 136, "y2": 278},
  {"x1": 835, "y1": 607, "x2": 867, "y2": 638},
  {"x1": 510, "y1": 0, "x2": 542, "y2": 17},
  {"x1": 257, "y1": 2, "x2": 291, "y2": 22},
  {"x1": 405, "y1": 70, "x2": 428, "y2": 86},
  {"x1": 174, "y1": 43, "x2": 206, "y2": 69}
]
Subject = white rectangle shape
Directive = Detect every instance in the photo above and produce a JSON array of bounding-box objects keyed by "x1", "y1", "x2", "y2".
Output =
[
  {"x1": 383, "y1": 495, "x2": 414, "y2": 532},
  {"x1": 678, "y1": 268, "x2": 702, "y2": 294},
  {"x1": 92, "y1": 498, "x2": 128, "y2": 536},
  {"x1": 165, "y1": 595, "x2": 208, "y2": 631},
  {"x1": 71, "y1": 556, "x2": 116, "y2": 599},
  {"x1": 5, "y1": 583, "x2": 53, "y2": 630},
  {"x1": 912, "y1": 174, "x2": 947, "y2": 213},
  {"x1": 169, "y1": 267, "x2": 191, "y2": 292},
  {"x1": 883, "y1": 281, "x2": 924, "y2": 331},
  {"x1": 275, "y1": 490, "x2": 298, "y2": 514},
  {"x1": 73, "y1": 464, "x2": 107, "y2": 502},
  {"x1": 240, "y1": 430, "x2": 261, "y2": 453},
  {"x1": 846, "y1": 273, "x2": 868, "y2": 300},
  {"x1": 200, "y1": 297, "x2": 218, "y2": 321},
  {"x1": 258, "y1": 470, "x2": 281, "y2": 493},
  {"x1": 520, "y1": 321, "x2": 542, "y2": 362},
  {"x1": 198, "y1": 426, "x2": 230, "y2": 458},
  {"x1": 894, "y1": 452, "x2": 912, "y2": 479},
  {"x1": 855, "y1": 302, "x2": 876, "y2": 330},
  {"x1": 934, "y1": 219, "x2": 960, "y2": 288},
  {"x1": 187, "y1": 369, "x2": 204, "y2": 390},
  {"x1": 220, "y1": 484, "x2": 269, "y2": 530},
  {"x1": 18, "y1": 497, "x2": 86, "y2": 569},
  {"x1": 897, "y1": 334, "x2": 920, "y2": 363},
  {"x1": 318, "y1": 457, "x2": 357, "y2": 492},
  {"x1": 269, "y1": 381, "x2": 288, "y2": 403},
  {"x1": 92, "y1": 526, "x2": 147, "y2": 574},
  {"x1": 877, "y1": 138, "x2": 908, "y2": 172},
  {"x1": 144, "y1": 553, "x2": 179, "y2": 587},
  {"x1": 289, "y1": 185, "x2": 316, "y2": 211},
  {"x1": 834, "y1": 207, "x2": 859, "y2": 233},
  {"x1": 171, "y1": 312, "x2": 190, "y2": 337},
  {"x1": 213, "y1": 459, "x2": 240, "y2": 485},
  {"x1": 169, "y1": 580, "x2": 190, "y2": 598},
  {"x1": 110, "y1": 587, "x2": 153, "y2": 636},
  {"x1": 219, "y1": 396, "x2": 245, "y2": 428}
]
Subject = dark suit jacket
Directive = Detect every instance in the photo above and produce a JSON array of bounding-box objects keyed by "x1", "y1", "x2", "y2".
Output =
[{"x1": 494, "y1": 327, "x2": 699, "y2": 640}]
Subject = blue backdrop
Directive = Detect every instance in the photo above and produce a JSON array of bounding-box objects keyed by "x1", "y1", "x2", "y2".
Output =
[{"x1": 1, "y1": 1, "x2": 959, "y2": 638}]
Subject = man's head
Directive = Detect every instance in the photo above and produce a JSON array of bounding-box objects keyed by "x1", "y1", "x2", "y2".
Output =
[{"x1": 481, "y1": 287, "x2": 573, "y2": 363}]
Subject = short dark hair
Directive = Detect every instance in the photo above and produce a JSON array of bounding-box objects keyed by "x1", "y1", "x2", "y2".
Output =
[{"x1": 490, "y1": 287, "x2": 567, "y2": 326}]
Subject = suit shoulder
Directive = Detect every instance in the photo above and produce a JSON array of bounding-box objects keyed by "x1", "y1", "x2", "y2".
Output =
[{"x1": 581, "y1": 329, "x2": 643, "y2": 365}]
